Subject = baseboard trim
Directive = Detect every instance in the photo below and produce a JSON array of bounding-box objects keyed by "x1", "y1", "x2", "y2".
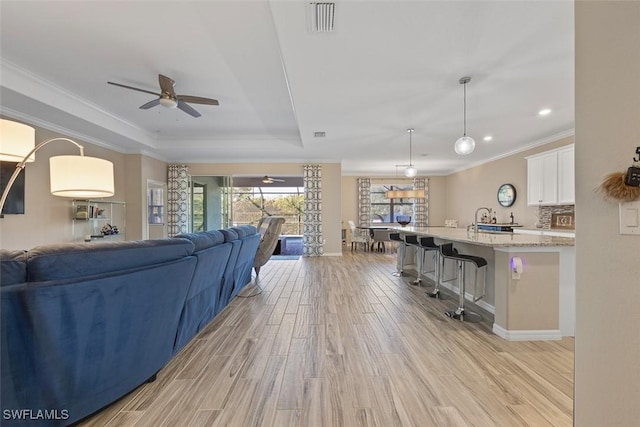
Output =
[
  {"x1": 492, "y1": 324, "x2": 562, "y2": 341},
  {"x1": 321, "y1": 252, "x2": 343, "y2": 257}
]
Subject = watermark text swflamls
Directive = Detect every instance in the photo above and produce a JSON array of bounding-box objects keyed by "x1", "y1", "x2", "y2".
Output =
[{"x1": 3, "y1": 409, "x2": 69, "y2": 421}]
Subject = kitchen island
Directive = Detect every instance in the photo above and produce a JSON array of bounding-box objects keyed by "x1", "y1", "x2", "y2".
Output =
[{"x1": 396, "y1": 226, "x2": 575, "y2": 341}]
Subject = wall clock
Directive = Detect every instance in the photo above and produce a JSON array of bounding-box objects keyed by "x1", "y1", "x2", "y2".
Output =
[{"x1": 497, "y1": 183, "x2": 517, "y2": 207}]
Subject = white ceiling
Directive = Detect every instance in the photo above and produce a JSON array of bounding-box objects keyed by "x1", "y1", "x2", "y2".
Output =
[{"x1": 0, "y1": 1, "x2": 574, "y2": 176}]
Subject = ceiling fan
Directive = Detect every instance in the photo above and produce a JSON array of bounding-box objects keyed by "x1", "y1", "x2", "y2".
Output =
[
  {"x1": 262, "y1": 176, "x2": 286, "y2": 184},
  {"x1": 107, "y1": 74, "x2": 219, "y2": 118}
]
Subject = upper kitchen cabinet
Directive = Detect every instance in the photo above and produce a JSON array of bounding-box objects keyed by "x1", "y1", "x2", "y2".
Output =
[
  {"x1": 557, "y1": 145, "x2": 575, "y2": 204},
  {"x1": 527, "y1": 144, "x2": 575, "y2": 206}
]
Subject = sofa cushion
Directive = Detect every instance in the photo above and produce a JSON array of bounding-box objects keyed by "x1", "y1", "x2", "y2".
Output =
[
  {"x1": 219, "y1": 228, "x2": 238, "y2": 243},
  {"x1": 26, "y1": 238, "x2": 195, "y2": 282},
  {"x1": 231, "y1": 225, "x2": 257, "y2": 238},
  {"x1": 175, "y1": 231, "x2": 224, "y2": 252},
  {"x1": 203, "y1": 230, "x2": 225, "y2": 245},
  {"x1": 0, "y1": 250, "x2": 27, "y2": 286}
]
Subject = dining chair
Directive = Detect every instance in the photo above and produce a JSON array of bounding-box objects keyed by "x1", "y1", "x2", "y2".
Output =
[
  {"x1": 372, "y1": 228, "x2": 391, "y2": 252},
  {"x1": 347, "y1": 220, "x2": 370, "y2": 251}
]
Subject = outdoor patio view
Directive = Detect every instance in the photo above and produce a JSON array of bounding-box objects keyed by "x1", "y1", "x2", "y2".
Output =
[
  {"x1": 370, "y1": 184, "x2": 414, "y2": 223},
  {"x1": 232, "y1": 186, "x2": 304, "y2": 236}
]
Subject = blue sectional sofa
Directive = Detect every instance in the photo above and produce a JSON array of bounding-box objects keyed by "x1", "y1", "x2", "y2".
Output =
[
  {"x1": 172, "y1": 230, "x2": 231, "y2": 351},
  {"x1": 0, "y1": 226, "x2": 258, "y2": 426}
]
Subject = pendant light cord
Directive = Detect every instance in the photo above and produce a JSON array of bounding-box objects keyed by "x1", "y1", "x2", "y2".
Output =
[
  {"x1": 463, "y1": 82, "x2": 467, "y2": 137},
  {"x1": 409, "y1": 129, "x2": 413, "y2": 165}
]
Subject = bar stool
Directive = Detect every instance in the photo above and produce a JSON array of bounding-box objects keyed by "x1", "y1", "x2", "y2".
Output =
[
  {"x1": 404, "y1": 234, "x2": 422, "y2": 285},
  {"x1": 439, "y1": 243, "x2": 487, "y2": 322},
  {"x1": 389, "y1": 232, "x2": 406, "y2": 276},
  {"x1": 418, "y1": 237, "x2": 450, "y2": 300}
]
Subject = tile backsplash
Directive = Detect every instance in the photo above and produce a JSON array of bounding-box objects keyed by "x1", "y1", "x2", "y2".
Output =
[{"x1": 536, "y1": 205, "x2": 575, "y2": 229}]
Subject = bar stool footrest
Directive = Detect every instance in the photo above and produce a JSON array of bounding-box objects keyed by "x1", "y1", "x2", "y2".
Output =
[
  {"x1": 427, "y1": 289, "x2": 450, "y2": 300},
  {"x1": 445, "y1": 308, "x2": 482, "y2": 323}
]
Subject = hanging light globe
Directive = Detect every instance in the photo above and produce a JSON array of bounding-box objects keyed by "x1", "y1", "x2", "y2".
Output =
[
  {"x1": 404, "y1": 165, "x2": 418, "y2": 177},
  {"x1": 454, "y1": 136, "x2": 476, "y2": 155},
  {"x1": 454, "y1": 76, "x2": 475, "y2": 155}
]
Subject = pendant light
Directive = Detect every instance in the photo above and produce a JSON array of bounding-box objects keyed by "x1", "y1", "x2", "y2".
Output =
[
  {"x1": 454, "y1": 76, "x2": 476, "y2": 155},
  {"x1": 404, "y1": 128, "x2": 417, "y2": 177}
]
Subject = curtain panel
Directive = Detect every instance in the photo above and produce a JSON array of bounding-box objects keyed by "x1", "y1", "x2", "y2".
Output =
[
  {"x1": 357, "y1": 177, "x2": 371, "y2": 227},
  {"x1": 167, "y1": 164, "x2": 189, "y2": 236},
  {"x1": 413, "y1": 177, "x2": 429, "y2": 227},
  {"x1": 302, "y1": 164, "x2": 323, "y2": 256}
]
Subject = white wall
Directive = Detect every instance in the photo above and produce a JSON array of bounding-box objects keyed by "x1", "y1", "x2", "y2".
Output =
[
  {"x1": 0, "y1": 125, "x2": 130, "y2": 250},
  {"x1": 444, "y1": 136, "x2": 573, "y2": 228},
  {"x1": 574, "y1": 2, "x2": 640, "y2": 425}
]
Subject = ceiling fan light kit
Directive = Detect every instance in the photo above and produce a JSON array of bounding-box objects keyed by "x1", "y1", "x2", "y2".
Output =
[
  {"x1": 107, "y1": 74, "x2": 218, "y2": 118},
  {"x1": 159, "y1": 96, "x2": 178, "y2": 109},
  {"x1": 404, "y1": 128, "x2": 418, "y2": 177},
  {"x1": 454, "y1": 76, "x2": 476, "y2": 156}
]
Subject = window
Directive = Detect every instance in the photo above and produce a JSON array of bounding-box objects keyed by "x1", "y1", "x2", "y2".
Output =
[{"x1": 370, "y1": 184, "x2": 414, "y2": 223}]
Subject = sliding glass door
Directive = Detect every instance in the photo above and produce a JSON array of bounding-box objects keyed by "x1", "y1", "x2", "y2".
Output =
[{"x1": 189, "y1": 175, "x2": 232, "y2": 232}]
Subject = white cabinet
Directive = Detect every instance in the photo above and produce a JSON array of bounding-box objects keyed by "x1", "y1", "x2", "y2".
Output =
[
  {"x1": 527, "y1": 151, "x2": 558, "y2": 205},
  {"x1": 557, "y1": 145, "x2": 575, "y2": 204},
  {"x1": 527, "y1": 144, "x2": 575, "y2": 206}
]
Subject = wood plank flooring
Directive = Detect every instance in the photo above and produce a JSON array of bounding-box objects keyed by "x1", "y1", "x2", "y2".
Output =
[{"x1": 80, "y1": 250, "x2": 574, "y2": 427}]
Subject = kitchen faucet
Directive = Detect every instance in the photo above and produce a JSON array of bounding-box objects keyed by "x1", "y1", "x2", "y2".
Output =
[{"x1": 474, "y1": 207, "x2": 491, "y2": 234}]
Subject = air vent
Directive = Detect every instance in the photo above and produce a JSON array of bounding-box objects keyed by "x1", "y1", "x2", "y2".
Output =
[
  {"x1": 309, "y1": 3, "x2": 335, "y2": 33},
  {"x1": 314, "y1": 131, "x2": 326, "y2": 138}
]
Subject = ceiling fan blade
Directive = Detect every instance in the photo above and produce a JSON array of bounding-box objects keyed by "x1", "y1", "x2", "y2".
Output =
[
  {"x1": 177, "y1": 101, "x2": 201, "y2": 118},
  {"x1": 139, "y1": 98, "x2": 160, "y2": 110},
  {"x1": 107, "y1": 81, "x2": 160, "y2": 97},
  {"x1": 177, "y1": 95, "x2": 219, "y2": 106},
  {"x1": 262, "y1": 176, "x2": 285, "y2": 183},
  {"x1": 158, "y1": 74, "x2": 176, "y2": 97}
]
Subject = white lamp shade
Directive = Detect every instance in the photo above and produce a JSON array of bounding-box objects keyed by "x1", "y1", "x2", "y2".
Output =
[
  {"x1": 49, "y1": 155, "x2": 115, "y2": 198},
  {"x1": 404, "y1": 165, "x2": 418, "y2": 177},
  {"x1": 0, "y1": 119, "x2": 36, "y2": 162},
  {"x1": 454, "y1": 136, "x2": 476, "y2": 155}
]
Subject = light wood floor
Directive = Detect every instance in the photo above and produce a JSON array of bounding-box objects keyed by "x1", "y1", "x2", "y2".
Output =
[{"x1": 80, "y1": 250, "x2": 574, "y2": 427}]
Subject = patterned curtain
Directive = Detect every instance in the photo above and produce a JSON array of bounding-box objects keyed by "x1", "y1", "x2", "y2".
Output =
[
  {"x1": 357, "y1": 177, "x2": 371, "y2": 227},
  {"x1": 412, "y1": 177, "x2": 429, "y2": 227},
  {"x1": 302, "y1": 164, "x2": 323, "y2": 256},
  {"x1": 167, "y1": 164, "x2": 189, "y2": 236}
]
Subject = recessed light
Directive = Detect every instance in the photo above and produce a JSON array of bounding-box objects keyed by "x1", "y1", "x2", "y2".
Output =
[
  {"x1": 483, "y1": 136, "x2": 493, "y2": 142},
  {"x1": 539, "y1": 108, "x2": 552, "y2": 116}
]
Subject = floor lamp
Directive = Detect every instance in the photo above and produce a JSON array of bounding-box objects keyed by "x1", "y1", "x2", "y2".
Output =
[{"x1": 0, "y1": 119, "x2": 115, "y2": 217}]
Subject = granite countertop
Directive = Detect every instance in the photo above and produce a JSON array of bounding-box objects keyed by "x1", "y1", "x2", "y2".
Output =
[{"x1": 395, "y1": 226, "x2": 575, "y2": 247}]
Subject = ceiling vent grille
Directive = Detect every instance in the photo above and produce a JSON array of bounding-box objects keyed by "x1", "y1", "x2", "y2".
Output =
[
  {"x1": 309, "y1": 3, "x2": 335, "y2": 33},
  {"x1": 314, "y1": 131, "x2": 326, "y2": 137}
]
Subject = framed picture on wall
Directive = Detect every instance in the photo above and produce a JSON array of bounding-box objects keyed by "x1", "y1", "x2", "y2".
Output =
[{"x1": 148, "y1": 187, "x2": 164, "y2": 225}]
